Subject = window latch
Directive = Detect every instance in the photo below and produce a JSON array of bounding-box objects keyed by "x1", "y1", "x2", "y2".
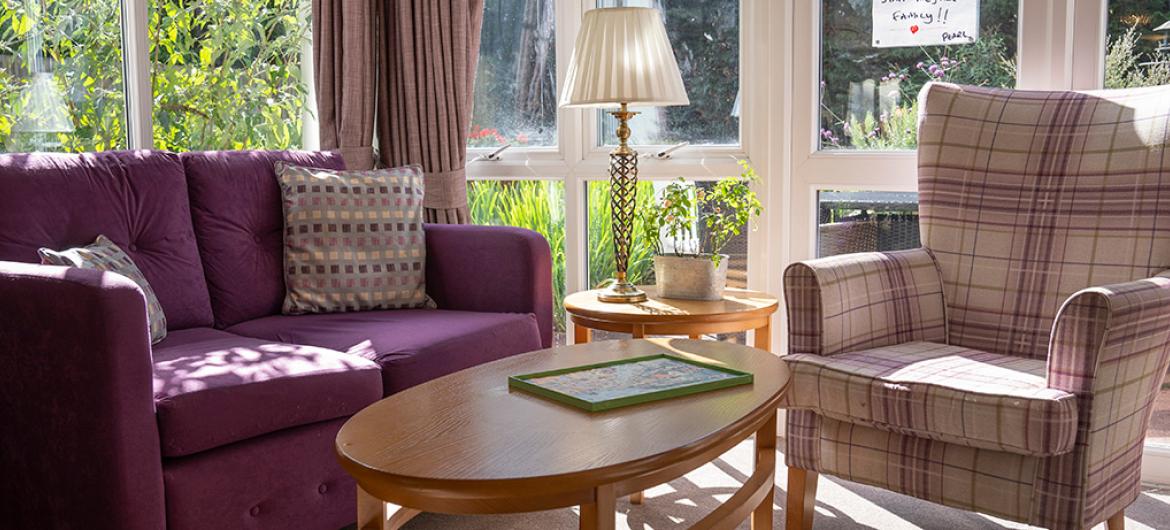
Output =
[
  {"x1": 645, "y1": 142, "x2": 689, "y2": 160},
  {"x1": 472, "y1": 144, "x2": 510, "y2": 162}
]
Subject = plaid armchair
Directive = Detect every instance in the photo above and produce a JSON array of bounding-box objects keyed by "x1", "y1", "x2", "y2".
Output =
[{"x1": 781, "y1": 83, "x2": 1170, "y2": 530}]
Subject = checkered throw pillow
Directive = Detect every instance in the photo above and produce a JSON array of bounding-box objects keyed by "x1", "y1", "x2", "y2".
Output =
[
  {"x1": 39, "y1": 235, "x2": 168, "y2": 344},
  {"x1": 276, "y1": 162, "x2": 428, "y2": 314}
]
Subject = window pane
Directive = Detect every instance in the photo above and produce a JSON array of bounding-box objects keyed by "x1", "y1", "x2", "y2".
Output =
[
  {"x1": 595, "y1": 0, "x2": 739, "y2": 146},
  {"x1": 1105, "y1": 2, "x2": 1170, "y2": 89},
  {"x1": 471, "y1": 0, "x2": 556, "y2": 147},
  {"x1": 150, "y1": 1, "x2": 308, "y2": 151},
  {"x1": 467, "y1": 179, "x2": 565, "y2": 344},
  {"x1": 820, "y1": 0, "x2": 1017, "y2": 150},
  {"x1": 0, "y1": 0, "x2": 127, "y2": 152},
  {"x1": 816, "y1": 191, "x2": 919, "y2": 257}
]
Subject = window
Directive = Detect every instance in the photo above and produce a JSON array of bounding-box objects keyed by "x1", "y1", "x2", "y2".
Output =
[
  {"x1": 150, "y1": 0, "x2": 309, "y2": 151},
  {"x1": 595, "y1": 0, "x2": 739, "y2": 147},
  {"x1": 816, "y1": 191, "x2": 919, "y2": 257},
  {"x1": 467, "y1": 179, "x2": 566, "y2": 344},
  {"x1": 819, "y1": 0, "x2": 1018, "y2": 150},
  {"x1": 471, "y1": 0, "x2": 557, "y2": 147},
  {"x1": 1105, "y1": 1, "x2": 1170, "y2": 89},
  {"x1": 0, "y1": 0, "x2": 127, "y2": 152}
]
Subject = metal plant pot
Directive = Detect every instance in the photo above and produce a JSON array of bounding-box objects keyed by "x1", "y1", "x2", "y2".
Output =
[{"x1": 653, "y1": 254, "x2": 728, "y2": 301}]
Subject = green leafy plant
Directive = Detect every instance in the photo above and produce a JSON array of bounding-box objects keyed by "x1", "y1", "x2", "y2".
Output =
[
  {"x1": 1105, "y1": 24, "x2": 1170, "y2": 89},
  {"x1": 640, "y1": 161, "x2": 762, "y2": 267}
]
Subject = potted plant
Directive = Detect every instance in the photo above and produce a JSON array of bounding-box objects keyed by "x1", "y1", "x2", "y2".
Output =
[{"x1": 640, "y1": 161, "x2": 762, "y2": 300}]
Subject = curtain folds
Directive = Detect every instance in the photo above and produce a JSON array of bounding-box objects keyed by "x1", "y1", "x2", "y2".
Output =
[
  {"x1": 312, "y1": 1, "x2": 377, "y2": 170},
  {"x1": 313, "y1": 0, "x2": 484, "y2": 224}
]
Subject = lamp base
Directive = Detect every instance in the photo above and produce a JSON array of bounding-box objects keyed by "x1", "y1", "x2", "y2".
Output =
[{"x1": 597, "y1": 280, "x2": 648, "y2": 303}]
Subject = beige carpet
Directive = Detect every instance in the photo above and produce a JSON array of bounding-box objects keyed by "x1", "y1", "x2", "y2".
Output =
[{"x1": 395, "y1": 439, "x2": 1170, "y2": 529}]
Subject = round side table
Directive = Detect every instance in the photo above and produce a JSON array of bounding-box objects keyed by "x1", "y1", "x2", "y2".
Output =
[{"x1": 564, "y1": 287, "x2": 780, "y2": 352}]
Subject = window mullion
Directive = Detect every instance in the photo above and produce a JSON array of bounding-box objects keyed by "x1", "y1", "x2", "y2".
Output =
[{"x1": 120, "y1": 0, "x2": 152, "y2": 149}]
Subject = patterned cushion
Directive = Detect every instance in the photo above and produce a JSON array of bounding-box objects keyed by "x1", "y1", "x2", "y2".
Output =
[
  {"x1": 276, "y1": 162, "x2": 428, "y2": 314},
  {"x1": 781, "y1": 341, "x2": 1079, "y2": 456},
  {"x1": 39, "y1": 235, "x2": 168, "y2": 343}
]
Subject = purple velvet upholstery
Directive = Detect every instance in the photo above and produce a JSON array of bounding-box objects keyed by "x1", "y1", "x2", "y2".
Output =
[
  {"x1": 152, "y1": 328, "x2": 382, "y2": 457},
  {"x1": 425, "y1": 224, "x2": 554, "y2": 348},
  {"x1": 0, "y1": 262, "x2": 165, "y2": 530},
  {"x1": 163, "y1": 418, "x2": 354, "y2": 530},
  {"x1": 181, "y1": 150, "x2": 347, "y2": 328},
  {"x1": 0, "y1": 150, "x2": 213, "y2": 329},
  {"x1": 228, "y1": 309, "x2": 542, "y2": 394}
]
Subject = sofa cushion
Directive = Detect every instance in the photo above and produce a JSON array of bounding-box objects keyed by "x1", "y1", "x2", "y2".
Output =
[
  {"x1": 780, "y1": 341, "x2": 1079, "y2": 457},
  {"x1": 276, "y1": 162, "x2": 428, "y2": 314},
  {"x1": 0, "y1": 150, "x2": 213, "y2": 329},
  {"x1": 228, "y1": 309, "x2": 542, "y2": 394},
  {"x1": 152, "y1": 327, "x2": 381, "y2": 457},
  {"x1": 40, "y1": 235, "x2": 169, "y2": 344},
  {"x1": 181, "y1": 150, "x2": 346, "y2": 328}
]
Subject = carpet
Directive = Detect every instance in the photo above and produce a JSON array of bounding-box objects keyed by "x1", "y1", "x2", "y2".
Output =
[{"x1": 392, "y1": 439, "x2": 1170, "y2": 529}]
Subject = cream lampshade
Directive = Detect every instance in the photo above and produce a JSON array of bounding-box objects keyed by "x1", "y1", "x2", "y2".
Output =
[{"x1": 560, "y1": 6, "x2": 689, "y2": 303}]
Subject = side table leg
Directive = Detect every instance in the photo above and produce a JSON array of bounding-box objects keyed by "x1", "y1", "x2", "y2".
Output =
[
  {"x1": 357, "y1": 487, "x2": 420, "y2": 530},
  {"x1": 580, "y1": 483, "x2": 616, "y2": 530},
  {"x1": 629, "y1": 323, "x2": 646, "y2": 504},
  {"x1": 574, "y1": 323, "x2": 591, "y2": 344},
  {"x1": 754, "y1": 321, "x2": 771, "y2": 352}
]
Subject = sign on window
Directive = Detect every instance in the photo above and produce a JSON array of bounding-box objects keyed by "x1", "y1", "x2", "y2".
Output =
[{"x1": 872, "y1": 0, "x2": 979, "y2": 48}]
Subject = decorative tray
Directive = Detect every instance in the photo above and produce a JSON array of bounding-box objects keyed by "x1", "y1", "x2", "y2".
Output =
[{"x1": 508, "y1": 354, "x2": 753, "y2": 412}]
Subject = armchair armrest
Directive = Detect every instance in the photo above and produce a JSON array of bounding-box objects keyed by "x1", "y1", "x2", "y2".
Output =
[
  {"x1": 783, "y1": 248, "x2": 947, "y2": 355},
  {"x1": 425, "y1": 224, "x2": 554, "y2": 348},
  {"x1": 0, "y1": 261, "x2": 164, "y2": 529}
]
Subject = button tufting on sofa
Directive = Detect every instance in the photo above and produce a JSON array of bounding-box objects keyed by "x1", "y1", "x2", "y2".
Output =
[
  {"x1": 318, "y1": 483, "x2": 328, "y2": 494},
  {"x1": 249, "y1": 505, "x2": 261, "y2": 517}
]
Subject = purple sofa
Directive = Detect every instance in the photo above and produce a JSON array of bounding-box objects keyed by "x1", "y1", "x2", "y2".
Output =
[{"x1": 0, "y1": 150, "x2": 552, "y2": 530}]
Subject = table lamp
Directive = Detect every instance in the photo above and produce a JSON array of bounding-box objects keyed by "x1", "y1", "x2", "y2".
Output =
[{"x1": 560, "y1": 6, "x2": 689, "y2": 303}]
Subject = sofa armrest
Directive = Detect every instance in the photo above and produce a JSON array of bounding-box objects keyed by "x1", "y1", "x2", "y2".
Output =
[
  {"x1": 783, "y1": 248, "x2": 947, "y2": 356},
  {"x1": 425, "y1": 224, "x2": 553, "y2": 348},
  {"x1": 0, "y1": 261, "x2": 165, "y2": 530}
]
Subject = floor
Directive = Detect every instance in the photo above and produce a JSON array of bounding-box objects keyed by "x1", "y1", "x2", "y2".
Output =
[{"x1": 393, "y1": 439, "x2": 1170, "y2": 529}]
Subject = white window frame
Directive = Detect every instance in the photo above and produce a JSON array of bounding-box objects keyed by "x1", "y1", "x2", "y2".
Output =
[{"x1": 465, "y1": 0, "x2": 774, "y2": 347}]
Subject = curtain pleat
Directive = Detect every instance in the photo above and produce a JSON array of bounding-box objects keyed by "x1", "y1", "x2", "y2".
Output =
[{"x1": 311, "y1": 1, "x2": 376, "y2": 170}]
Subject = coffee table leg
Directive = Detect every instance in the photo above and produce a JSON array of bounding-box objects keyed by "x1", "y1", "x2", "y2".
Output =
[
  {"x1": 579, "y1": 483, "x2": 616, "y2": 530},
  {"x1": 357, "y1": 486, "x2": 421, "y2": 530},
  {"x1": 751, "y1": 412, "x2": 778, "y2": 530}
]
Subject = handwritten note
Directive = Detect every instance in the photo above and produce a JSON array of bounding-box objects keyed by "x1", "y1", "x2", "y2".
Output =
[{"x1": 872, "y1": 0, "x2": 979, "y2": 48}]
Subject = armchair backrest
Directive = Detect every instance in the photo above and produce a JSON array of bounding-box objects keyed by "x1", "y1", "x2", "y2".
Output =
[{"x1": 917, "y1": 82, "x2": 1170, "y2": 359}]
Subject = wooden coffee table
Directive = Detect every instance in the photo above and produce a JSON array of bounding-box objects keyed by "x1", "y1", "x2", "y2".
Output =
[
  {"x1": 564, "y1": 287, "x2": 779, "y2": 351},
  {"x1": 336, "y1": 338, "x2": 789, "y2": 530}
]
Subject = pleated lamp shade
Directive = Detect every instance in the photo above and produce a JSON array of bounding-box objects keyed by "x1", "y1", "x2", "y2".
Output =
[{"x1": 560, "y1": 7, "x2": 689, "y2": 108}]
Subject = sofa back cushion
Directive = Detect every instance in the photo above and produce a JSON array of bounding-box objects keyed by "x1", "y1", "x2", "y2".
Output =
[
  {"x1": 0, "y1": 150, "x2": 214, "y2": 329},
  {"x1": 182, "y1": 150, "x2": 346, "y2": 327}
]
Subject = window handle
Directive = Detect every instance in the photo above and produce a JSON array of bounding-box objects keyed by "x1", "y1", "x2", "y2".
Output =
[
  {"x1": 472, "y1": 144, "x2": 511, "y2": 162},
  {"x1": 644, "y1": 142, "x2": 689, "y2": 160}
]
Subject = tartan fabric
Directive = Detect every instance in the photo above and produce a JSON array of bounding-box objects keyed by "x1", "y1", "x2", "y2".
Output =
[
  {"x1": 39, "y1": 234, "x2": 167, "y2": 344},
  {"x1": 783, "y1": 83, "x2": 1170, "y2": 530},
  {"x1": 277, "y1": 162, "x2": 429, "y2": 314},
  {"x1": 782, "y1": 248, "x2": 947, "y2": 356},
  {"x1": 782, "y1": 341, "x2": 1078, "y2": 456},
  {"x1": 787, "y1": 417, "x2": 1042, "y2": 524},
  {"x1": 1035, "y1": 277, "x2": 1170, "y2": 529},
  {"x1": 918, "y1": 83, "x2": 1170, "y2": 360}
]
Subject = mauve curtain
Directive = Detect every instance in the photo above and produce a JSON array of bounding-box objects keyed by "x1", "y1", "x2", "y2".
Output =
[
  {"x1": 312, "y1": 1, "x2": 377, "y2": 170},
  {"x1": 376, "y1": 0, "x2": 484, "y2": 224}
]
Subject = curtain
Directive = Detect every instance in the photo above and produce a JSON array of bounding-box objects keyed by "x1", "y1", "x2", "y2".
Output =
[
  {"x1": 376, "y1": 0, "x2": 485, "y2": 224},
  {"x1": 312, "y1": 1, "x2": 377, "y2": 170}
]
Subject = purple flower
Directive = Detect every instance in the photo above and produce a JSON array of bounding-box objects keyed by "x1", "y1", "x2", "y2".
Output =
[{"x1": 916, "y1": 61, "x2": 924, "y2": 69}]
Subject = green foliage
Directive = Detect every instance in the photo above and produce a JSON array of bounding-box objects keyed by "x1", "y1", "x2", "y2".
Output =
[
  {"x1": 0, "y1": 0, "x2": 306, "y2": 153},
  {"x1": 1106, "y1": 24, "x2": 1170, "y2": 89},
  {"x1": 639, "y1": 162, "x2": 762, "y2": 267}
]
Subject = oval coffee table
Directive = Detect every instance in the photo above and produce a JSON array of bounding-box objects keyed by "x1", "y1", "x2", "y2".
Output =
[{"x1": 336, "y1": 338, "x2": 789, "y2": 530}]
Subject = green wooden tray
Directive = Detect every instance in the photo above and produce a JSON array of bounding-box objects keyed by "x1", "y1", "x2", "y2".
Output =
[{"x1": 508, "y1": 354, "x2": 753, "y2": 412}]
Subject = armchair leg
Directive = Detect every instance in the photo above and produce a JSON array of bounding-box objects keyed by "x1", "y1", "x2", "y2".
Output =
[
  {"x1": 785, "y1": 466, "x2": 818, "y2": 530},
  {"x1": 1106, "y1": 510, "x2": 1124, "y2": 530}
]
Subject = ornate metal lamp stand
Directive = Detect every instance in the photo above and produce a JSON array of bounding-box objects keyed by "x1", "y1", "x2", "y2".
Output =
[{"x1": 597, "y1": 102, "x2": 648, "y2": 303}]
